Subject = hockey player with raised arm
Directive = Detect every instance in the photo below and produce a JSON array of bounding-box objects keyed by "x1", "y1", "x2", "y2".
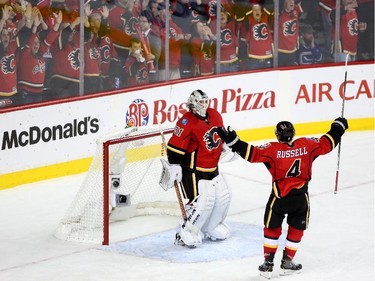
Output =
[
  {"x1": 159, "y1": 89, "x2": 234, "y2": 248},
  {"x1": 218, "y1": 117, "x2": 348, "y2": 278}
]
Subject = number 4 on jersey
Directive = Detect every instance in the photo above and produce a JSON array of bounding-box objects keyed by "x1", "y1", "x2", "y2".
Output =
[{"x1": 286, "y1": 159, "x2": 301, "y2": 177}]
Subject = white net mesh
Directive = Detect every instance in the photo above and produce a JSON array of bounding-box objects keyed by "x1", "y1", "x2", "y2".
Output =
[{"x1": 54, "y1": 126, "x2": 179, "y2": 244}]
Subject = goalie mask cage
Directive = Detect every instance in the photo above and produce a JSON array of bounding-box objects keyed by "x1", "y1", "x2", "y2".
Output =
[{"x1": 54, "y1": 126, "x2": 178, "y2": 245}]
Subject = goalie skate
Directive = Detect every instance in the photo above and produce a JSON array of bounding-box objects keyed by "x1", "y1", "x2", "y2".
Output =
[{"x1": 174, "y1": 233, "x2": 196, "y2": 249}]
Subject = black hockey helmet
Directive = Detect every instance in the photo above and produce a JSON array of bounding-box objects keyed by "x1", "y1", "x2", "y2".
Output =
[{"x1": 275, "y1": 121, "x2": 295, "y2": 143}]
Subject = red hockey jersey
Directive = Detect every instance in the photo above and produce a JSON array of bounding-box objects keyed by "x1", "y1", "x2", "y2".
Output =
[
  {"x1": 191, "y1": 37, "x2": 215, "y2": 76},
  {"x1": 278, "y1": 3, "x2": 303, "y2": 53},
  {"x1": 17, "y1": 30, "x2": 58, "y2": 94},
  {"x1": 0, "y1": 41, "x2": 18, "y2": 97},
  {"x1": 210, "y1": 20, "x2": 239, "y2": 63},
  {"x1": 84, "y1": 40, "x2": 100, "y2": 77},
  {"x1": 97, "y1": 35, "x2": 119, "y2": 78},
  {"x1": 123, "y1": 53, "x2": 149, "y2": 86},
  {"x1": 159, "y1": 20, "x2": 183, "y2": 69},
  {"x1": 50, "y1": 30, "x2": 80, "y2": 82},
  {"x1": 167, "y1": 108, "x2": 224, "y2": 172},
  {"x1": 107, "y1": 6, "x2": 137, "y2": 51},
  {"x1": 242, "y1": 13, "x2": 273, "y2": 59},
  {"x1": 248, "y1": 135, "x2": 335, "y2": 197},
  {"x1": 339, "y1": 10, "x2": 359, "y2": 55}
]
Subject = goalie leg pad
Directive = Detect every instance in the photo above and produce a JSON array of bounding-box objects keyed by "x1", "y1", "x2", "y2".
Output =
[
  {"x1": 175, "y1": 179, "x2": 216, "y2": 247},
  {"x1": 185, "y1": 179, "x2": 216, "y2": 230},
  {"x1": 206, "y1": 222, "x2": 231, "y2": 240},
  {"x1": 202, "y1": 174, "x2": 232, "y2": 239}
]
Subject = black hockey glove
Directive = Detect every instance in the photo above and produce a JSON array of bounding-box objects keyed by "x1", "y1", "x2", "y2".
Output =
[
  {"x1": 217, "y1": 126, "x2": 239, "y2": 147},
  {"x1": 331, "y1": 117, "x2": 349, "y2": 135}
]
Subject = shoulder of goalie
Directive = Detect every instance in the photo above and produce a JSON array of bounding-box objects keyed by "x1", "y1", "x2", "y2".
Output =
[{"x1": 159, "y1": 158, "x2": 182, "y2": 191}]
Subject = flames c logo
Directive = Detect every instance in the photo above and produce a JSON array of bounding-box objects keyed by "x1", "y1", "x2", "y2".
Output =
[
  {"x1": 253, "y1": 23, "x2": 269, "y2": 40},
  {"x1": 283, "y1": 19, "x2": 297, "y2": 36},
  {"x1": 100, "y1": 45, "x2": 111, "y2": 64},
  {"x1": 348, "y1": 18, "x2": 359, "y2": 36},
  {"x1": 1, "y1": 54, "x2": 15, "y2": 74},
  {"x1": 203, "y1": 127, "x2": 221, "y2": 151},
  {"x1": 125, "y1": 17, "x2": 138, "y2": 35},
  {"x1": 221, "y1": 29, "x2": 233, "y2": 46},
  {"x1": 208, "y1": 1, "x2": 217, "y2": 17},
  {"x1": 191, "y1": 9, "x2": 200, "y2": 22},
  {"x1": 68, "y1": 49, "x2": 80, "y2": 70},
  {"x1": 136, "y1": 67, "x2": 148, "y2": 83}
]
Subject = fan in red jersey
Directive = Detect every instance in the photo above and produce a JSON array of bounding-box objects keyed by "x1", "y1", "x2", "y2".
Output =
[
  {"x1": 330, "y1": 0, "x2": 364, "y2": 62},
  {"x1": 159, "y1": 89, "x2": 236, "y2": 248},
  {"x1": 218, "y1": 117, "x2": 348, "y2": 278},
  {"x1": 278, "y1": 0, "x2": 303, "y2": 66}
]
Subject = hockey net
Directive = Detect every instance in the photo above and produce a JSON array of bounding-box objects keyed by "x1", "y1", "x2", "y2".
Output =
[{"x1": 54, "y1": 126, "x2": 179, "y2": 245}]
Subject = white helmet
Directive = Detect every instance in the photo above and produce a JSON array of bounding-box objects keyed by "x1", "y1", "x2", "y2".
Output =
[{"x1": 187, "y1": 90, "x2": 209, "y2": 117}]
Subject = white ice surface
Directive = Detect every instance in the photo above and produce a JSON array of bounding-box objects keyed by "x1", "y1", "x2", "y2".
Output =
[{"x1": 0, "y1": 131, "x2": 374, "y2": 281}]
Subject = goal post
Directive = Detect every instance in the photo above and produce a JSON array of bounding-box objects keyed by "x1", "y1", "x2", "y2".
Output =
[{"x1": 55, "y1": 126, "x2": 178, "y2": 245}]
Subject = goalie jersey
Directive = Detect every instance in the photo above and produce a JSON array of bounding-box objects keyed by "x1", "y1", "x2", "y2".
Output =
[{"x1": 167, "y1": 108, "x2": 224, "y2": 174}]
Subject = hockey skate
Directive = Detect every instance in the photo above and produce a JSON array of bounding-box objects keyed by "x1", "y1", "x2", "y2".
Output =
[
  {"x1": 175, "y1": 233, "x2": 187, "y2": 247},
  {"x1": 258, "y1": 259, "x2": 274, "y2": 279},
  {"x1": 258, "y1": 254, "x2": 275, "y2": 279},
  {"x1": 280, "y1": 251, "x2": 302, "y2": 276}
]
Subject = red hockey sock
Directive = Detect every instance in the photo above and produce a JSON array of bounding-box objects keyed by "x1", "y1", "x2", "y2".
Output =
[
  {"x1": 285, "y1": 226, "x2": 304, "y2": 259},
  {"x1": 263, "y1": 226, "x2": 282, "y2": 260}
]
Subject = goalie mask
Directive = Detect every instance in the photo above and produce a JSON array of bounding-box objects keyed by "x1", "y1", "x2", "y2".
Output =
[
  {"x1": 187, "y1": 90, "x2": 209, "y2": 118},
  {"x1": 275, "y1": 121, "x2": 295, "y2": 143}
]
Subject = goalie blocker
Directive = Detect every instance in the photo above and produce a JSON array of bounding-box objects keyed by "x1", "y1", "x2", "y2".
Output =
[{"x1": 159, "y1": 159, "x2": 182, "y2": 191}]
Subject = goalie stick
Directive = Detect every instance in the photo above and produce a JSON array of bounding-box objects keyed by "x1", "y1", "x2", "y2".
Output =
[
  {"x1": 156, "y1": 115, "x2": 199, "y2": 234},
  {"x1": 334, "y1": 53, "x2": 350, "y2": 194}
]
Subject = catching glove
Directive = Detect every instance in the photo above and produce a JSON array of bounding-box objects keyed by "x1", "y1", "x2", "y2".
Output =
[
  {"x1": 217, "y1": 126, "x2": 239, "y2": 148},
  {"x1": 331, "y1": 117, "x2": 349, "y2": 135}
]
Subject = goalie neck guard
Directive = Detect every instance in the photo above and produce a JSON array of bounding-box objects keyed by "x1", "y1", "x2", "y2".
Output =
[
  {"x1": 187, "y1": 90, "x2": 209, "y2": 118},
  {"x1": 275, "y1": 121, "x2": 295, "y2": 143}
]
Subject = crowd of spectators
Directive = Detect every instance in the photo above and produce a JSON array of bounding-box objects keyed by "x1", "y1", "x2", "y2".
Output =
[{"x1": 0, "y1": 0, "x2": 373, "y2": 107}]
